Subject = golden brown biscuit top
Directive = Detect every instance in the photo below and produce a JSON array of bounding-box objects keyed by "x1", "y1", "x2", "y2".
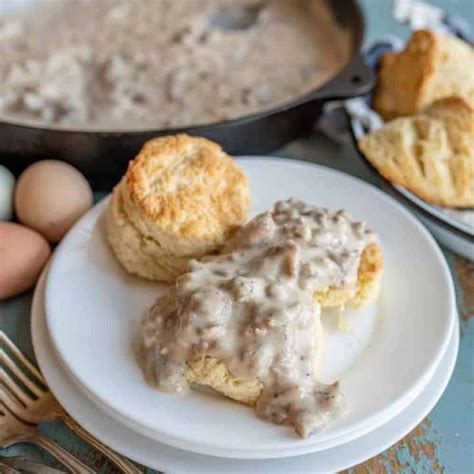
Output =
[
  {"x1": 374, "y1": 29, "x2": 474, "y2": 120},
  {"x1": 358, "y1": 96, "x2": 474, "y2": 208},
  {"x1": 125, "y1": 134, "x2": 250, "y2": 238}
]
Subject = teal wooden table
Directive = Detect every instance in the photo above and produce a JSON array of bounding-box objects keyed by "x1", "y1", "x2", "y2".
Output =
[{"x1": 1, "y1": 1, "x2": 473, "y2": 472}]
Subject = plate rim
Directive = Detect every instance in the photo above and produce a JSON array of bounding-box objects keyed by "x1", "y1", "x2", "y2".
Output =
[{"x1": 44, "y1": 157, "x2": 457, "y2": 457}]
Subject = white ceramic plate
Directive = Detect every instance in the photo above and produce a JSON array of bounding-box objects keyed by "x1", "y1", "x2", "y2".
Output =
[
  {"x1": 33, "y1": 267, "x2": 459, "y2": 473},
  {"x1": 45, "y1": 158, "x2": 456, "y2": 458}
]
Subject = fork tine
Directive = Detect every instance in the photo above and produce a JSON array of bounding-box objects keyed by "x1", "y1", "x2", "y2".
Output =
[
  {"x1": 0, "y1": 369, "x2": 35, "y2": 405},
  {"x1": 1, "y1": 386, "x2": 27, "y2": 419},
  {"x1": 0, "y1": 332, "x2": 45, "y2": 383},
  {"x1": 2, "y1": 350, "x2": 45, "y2": 398}
]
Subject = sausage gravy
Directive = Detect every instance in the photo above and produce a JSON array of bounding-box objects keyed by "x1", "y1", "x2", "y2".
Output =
[{"x1": 141, "y1": 199, "x2": 377, "y2": 437}]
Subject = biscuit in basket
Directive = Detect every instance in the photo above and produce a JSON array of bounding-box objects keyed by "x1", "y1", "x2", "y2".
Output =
[
  {"x1": 373, "y1": 30, "x2": 474, "y2": 120},
  {"x1": 106, "y1": 135, "x2": 250, "y2": 282},
  {"x1": 358, "y1": 97, "x2": 474, "y2": 208}
]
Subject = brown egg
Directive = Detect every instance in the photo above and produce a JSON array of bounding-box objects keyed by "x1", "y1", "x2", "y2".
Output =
[
  {"x1": 0, "y1": 222, "x2": 51, "y2": 300},
  {"x1": 15, "y1": 160, "x2": 93, "y2": 243}
]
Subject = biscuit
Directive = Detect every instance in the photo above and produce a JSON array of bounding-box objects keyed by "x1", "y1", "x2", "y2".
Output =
[
  {"x1": 185, "y1": 356, "x2": 264, "y2": 406},
  {"x1": 184, "y1": 241, "x2": 382, "y2": 407},
  {"x1": 315, "y1": 243, "x2": 383, "y2": 308},
  {"x1": 359, "y1": 97, "x2": 474, "y2": 208},
  {"x1": 106, "y1": 135, "x2": 250, "y2": 282},
  {"x1": 185, "y1": 305, "x2": 325, "y2": 407},
  {"x1": 373, "y1": 30, "x2": 474, "y2": 120}
]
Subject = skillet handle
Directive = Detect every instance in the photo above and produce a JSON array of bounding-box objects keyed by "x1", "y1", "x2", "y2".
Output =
[{"x1": 307, "y1": 55, "x2": 374, "y2": 102}]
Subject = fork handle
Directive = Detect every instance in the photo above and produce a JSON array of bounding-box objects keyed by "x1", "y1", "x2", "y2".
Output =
[
  {"x1": 63, "y1": 416, "x2": 143, "y2": 473},
  {"x1": 30, "y1": 433, "x2": 95, "y2": 474},
  {"x1": 0, "y1": 460, "x2": 20, "y2": 474}
]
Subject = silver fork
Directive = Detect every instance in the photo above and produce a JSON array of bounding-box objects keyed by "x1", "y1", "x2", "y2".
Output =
[
  {"x1": 0, "y1": 456, "x2": 67, "y2": 474},
  {"x1": 0, "y1": 458, "x2": 20, "y2": 474},
  {"x1": 0, "y1": 332, "x2": 144, "y2": 473},
  {"x1": 0, "y1": 403, "x2": 94, "y2": 473}
]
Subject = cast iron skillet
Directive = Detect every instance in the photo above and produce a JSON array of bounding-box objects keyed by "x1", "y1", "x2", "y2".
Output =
[{"x1": 0, "y1": 0, "x2": 372, "y2": 190}]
